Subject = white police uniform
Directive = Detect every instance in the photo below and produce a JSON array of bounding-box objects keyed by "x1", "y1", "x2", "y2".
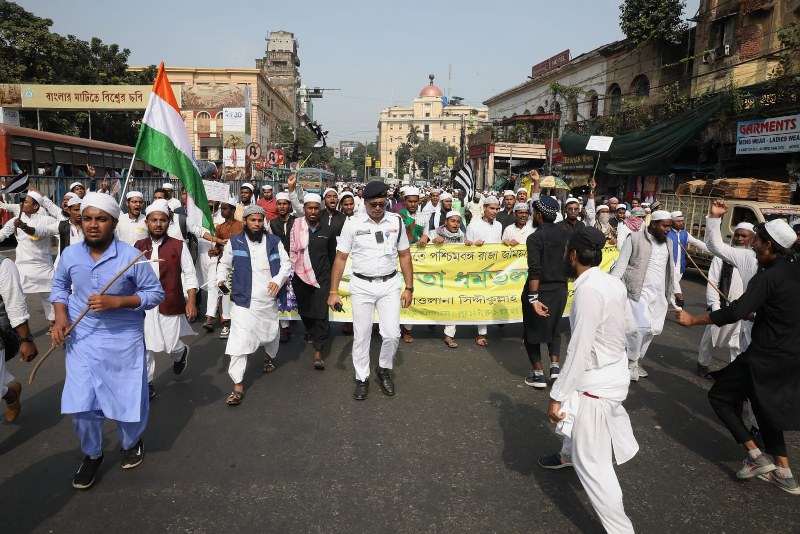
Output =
[{"x1": 336, "y1": 209, "x2": 410, "y2": 382}]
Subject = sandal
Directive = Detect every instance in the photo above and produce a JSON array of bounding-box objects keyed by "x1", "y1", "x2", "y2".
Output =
[
  {"x1": 443, "y1": 336, "x2": 458, "y2": 349},
  {"x1": 475, "y1": 335, "x2": 488, "y2": 347},
  {"x1": 314, "y1": 359, "x2": 325, "y2": 370},
  {"x1": 262, "y1": 357, "x2": 276, "y2": 373},
  {"x1": 226, "y1": 390, "x2": 244, "y2": 406},
  {"x1": 401, "y1": 327, "x2": 414, "y2": 344}
]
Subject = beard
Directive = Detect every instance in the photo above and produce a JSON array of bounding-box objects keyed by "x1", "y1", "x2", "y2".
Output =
[
  {"x1": 651, "y1": 231, "x2": 667, "y2": 244},
  {"x1": 244, "y1": 227, "x2": 263, "y2": 242}
]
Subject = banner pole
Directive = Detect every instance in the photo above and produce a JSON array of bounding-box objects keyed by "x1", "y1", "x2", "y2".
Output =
[{"x1": 118, "y1": 153, "x2": 138, "y2": 206}]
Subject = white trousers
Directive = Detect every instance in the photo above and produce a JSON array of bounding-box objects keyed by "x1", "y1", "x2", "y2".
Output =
[
  {"x1": 350, "y1": 276, "x2": 401, "y2": 382},
  {"x1": 280, "y1": 320, "x2": 290, "y2": 328},
  {"x1": 204, "y1": 263, "x2": 231, "y2": 320},
  {"x1": 626, "y1": 328, "x2": 654, "y2": 362},
  {"x1": 697, "y1": 326, "x2": 740, "y2": 367},
  {"x1": 39, "y1": 294, "x2": 54, "y2": 322},
  {"x1": 571, "y1": 395, "x2": 635, "y2": 534},
  {"x1": 443, "y1": 324, "x2": 486, "y2": 338},
  {"x1": 146, "y1": 344, "x2": 186, "y2": 383},
  {"x1": 0, "y1": 348, "x2": 12, "y2": 397}
]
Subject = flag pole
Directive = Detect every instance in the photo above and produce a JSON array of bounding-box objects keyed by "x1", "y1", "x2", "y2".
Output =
[{"x1": 118, "y1": 153, "x2": 138, "y2": 206}]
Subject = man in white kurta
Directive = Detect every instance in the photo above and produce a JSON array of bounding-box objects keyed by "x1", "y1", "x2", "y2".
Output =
[
  {"x1": 501, "y1": 202, "x2": 535, "y2": 245},
  {"x1": 544, "y1": 227, "x2": 638, "y2": 534},
  {"x1": 217, "y1": 205, "x2": 290, "y2": 405},
  {"x1": 465, "y1": 196, "x2": 503, "y2": 344},
  {"x1": 0, "y1": 191, "x2": 57, "y2": 324},
  {"x1": 115, "y1": 191, "x2": 148, "y2": 245},
  {"x1": 610, "y1": 210, "x2": 681, "y2": 381},
  {"x1": 137, "y1": 201, "x2": 198, "y2": 397},
  {"x1": 697, "y1": 222, "x2": 755, "y2": 376}
]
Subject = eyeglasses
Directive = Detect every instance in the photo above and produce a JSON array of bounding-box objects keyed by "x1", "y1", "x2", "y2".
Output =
[{"x1": 367, "y1": 201, "x2": 385, "y2": 208}]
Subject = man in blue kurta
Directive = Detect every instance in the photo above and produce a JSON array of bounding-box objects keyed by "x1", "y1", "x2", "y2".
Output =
[{"x1": 50, "y1": 192, "x2": 164, "y2": 490}]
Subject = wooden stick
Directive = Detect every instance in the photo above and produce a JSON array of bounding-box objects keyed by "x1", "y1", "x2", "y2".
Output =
[
  {"x1": 28, "y1": 249, "x2": 150, "y2": 385},
  {"x1": 677, "y1": 239, "x2": 729, "y2": 304}
]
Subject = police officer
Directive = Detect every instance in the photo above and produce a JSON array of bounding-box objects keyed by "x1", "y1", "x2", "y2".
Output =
[{"x1": 328, "y1": 181, "x2": 414, "y2": 400}]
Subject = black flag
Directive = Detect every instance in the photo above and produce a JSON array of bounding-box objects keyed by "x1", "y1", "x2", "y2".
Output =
[
  {"x1": 0, "y1": 172, "x2": 29, "y2": 195},
  {"x1": 453, "y1": 163, "x2": 474, "y2": 201}
]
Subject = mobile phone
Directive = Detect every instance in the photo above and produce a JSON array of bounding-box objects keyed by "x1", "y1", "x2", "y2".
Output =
[
  {"x1": 333, "y1": 303, "x2": 344, "y2": 313},
  {"x1": 219, "y1": 284, "x2": 230, "y2": 295},
  {"x1": 375, "y1": 231, "x2": 384, "y2": 244}
]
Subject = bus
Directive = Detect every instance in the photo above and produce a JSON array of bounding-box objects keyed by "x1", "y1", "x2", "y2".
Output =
[{"x1": 263, "y1": 167, "x2": 335, "y2": 195}]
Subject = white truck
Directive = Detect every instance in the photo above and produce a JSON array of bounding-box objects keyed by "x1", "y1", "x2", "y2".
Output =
[{"x1": 660, "y1": 193, "x2": 800, "y2": 269}]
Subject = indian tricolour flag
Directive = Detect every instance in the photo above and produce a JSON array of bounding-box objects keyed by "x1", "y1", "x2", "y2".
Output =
[{"x1": 135, "y1": 62, "x2": 214, "y2": 233}]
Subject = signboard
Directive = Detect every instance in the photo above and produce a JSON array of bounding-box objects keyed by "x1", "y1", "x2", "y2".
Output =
[
  {"x1": 246, "y1": 142, "x2": 261, "y2": 160},
  {"x1": 365, "y1": 156, "x2": 372, "y2": 166},
  {"x1": 0, "y1": 83, "x2": 182, "y2": 110},
  {"x1": 0, "y1": 108, "x2": 20, "y2": 126},
  {"x1": 265, "y1": 149, "x2": 281, "y2": 166},
  {"x1": 375, "y1": 160, "x2": 381, "y2": 169},
  {"x1": 736, "y1": 114, "x2": 800, "y2": 155},
  {"x1": 203, "y1": 180, "x2": 231, "y2": 203},
  {"x1": 585, "y1": 135, "x2": 613, "y2": 152},
  {"x1": 562, "y1": 154, "x2": 595, "y2": 171},
  {"x1": 531, "y1": 50, "x2": 571, "y2": 79},
  {"x1": 222, "y1": 107, "x2": 247, "y2": 167},
  {"x1": 544, "y1": 138, "x2": 563, "y2": 163},
  {"x1": 275, "y1": 149, "x2": 284, "y2": 165}
]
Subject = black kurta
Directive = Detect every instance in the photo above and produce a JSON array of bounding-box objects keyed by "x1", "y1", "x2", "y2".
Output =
[
  {"x1": 321, "y1": 209, "x2": 347, "y2": 236},
  {"x1": 496, "y1": 209, "x2": 516, "y2": 231},
  {"x1": 269, "y1": 215, "x2": 296, "y2": 251},
  {"x1": 291, "y1": 224, "x2": 337, "y2": 320},
  {"x1": 522, "y1": 222, "x2": 570, "y2": 343},
  {"x1": 710, "y1": 255, "x2": 800, "y2": 430}
]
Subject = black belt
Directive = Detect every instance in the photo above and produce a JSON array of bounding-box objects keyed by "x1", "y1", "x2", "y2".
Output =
[{"x1": 353, "y1": 270, "x2": 397, "y2": 282}]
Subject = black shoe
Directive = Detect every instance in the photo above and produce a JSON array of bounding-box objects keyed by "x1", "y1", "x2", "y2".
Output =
[
  {"x1": 375, "y1": 366, "x2": 395, "y2": 396},
  {"x1": 173, "y1": 346, "x2": 189, "y2": 375},
  {"x1": 202, "y1": 321, "x2": 215, "y2": 332},
  {"x1": 121, "y1": 439, "x2": 144, "y2": 469},
  {"x1": 148, "y1": 382, "x2": 155, "y2": 400},
  {"x1": 353, "y1": 379, "x2": 369, "y2": 401},
  {"x1": 697, "y1": 363, "x2": 711, "y2": 379},
  {"x1": 72, "y1": 454, "x2": 104, "y2": 489}
]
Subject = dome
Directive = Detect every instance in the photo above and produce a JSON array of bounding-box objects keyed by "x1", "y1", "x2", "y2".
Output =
[{"x1": 419, "y1": 74, "x2": 443, "y2": 97}]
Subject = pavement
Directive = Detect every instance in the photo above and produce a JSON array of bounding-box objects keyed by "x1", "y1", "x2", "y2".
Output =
[{"x1": 1, "y1": 270, "x2": 799, "y2": 533}]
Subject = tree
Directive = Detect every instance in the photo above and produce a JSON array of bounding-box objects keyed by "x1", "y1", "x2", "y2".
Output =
[
  {"x1": 396, "y1": 143, "x2": 413, "y2": 175},
  {"x1": 619, "y1": 0, "x2": 687, "y2": 46},
  {"x1": 0, "y1": 2, "x2": 157, "y2": 144},
  {"x1": 411, "y1": 140, "x2": 456, "y2": 182},
  {"x1": 406, "y1": 123, "x2": 422, "y2": 145},
  {"x1": 350, "y1": 143, "x2": 379, "y2": 180}
]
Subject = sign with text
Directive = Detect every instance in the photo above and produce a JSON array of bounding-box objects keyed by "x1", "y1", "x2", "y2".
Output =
[
  {"x1": 203, "y1": 180, "x2": 231, "y2": 203},
  {"x1": 586, "y1": 135, "x2": 614, "y2": 152},
  {"x1": 0, "y1": 83, "x2": 182, "y2": 110},
  {"x1": 222, "y1": 107, "x2": 247, "y2": 167},
  {"x1": 531, "y1": 50, "x2": 571, "y2": 79},
  {"x1": 736, "y1": 114, "x2": 800, "y2": 155}
]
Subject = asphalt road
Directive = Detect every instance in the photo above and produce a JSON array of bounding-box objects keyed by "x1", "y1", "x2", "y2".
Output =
[{"x1": 1, "y1": 270, "x2": 799, "y2": 533}]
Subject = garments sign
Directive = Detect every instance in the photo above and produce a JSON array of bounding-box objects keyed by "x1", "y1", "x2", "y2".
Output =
[
  {"x1": 203, "y1": 180, "x2": 230, "y2": 203},
  {"x1": 0, "y1": 83, "x2": 182, "y2": 110},
  {"x1": 736, "y1": 114, "x2": 800, "y2": 155},
  {"x1": 278, "y1": 243, "x2": 620, "y2": 324}
]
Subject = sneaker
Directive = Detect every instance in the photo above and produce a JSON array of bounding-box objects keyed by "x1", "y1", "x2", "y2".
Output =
[
  {"x1": 549, "y1": 364, "x2": 560, "y2": 380},
  {"x1": 72, "y1": 454, "x2": 104, "y2": 489},
  {"x1": 219, "y1": 325, "x2": 230, "y2": 339},
  {"x1": 538, "y1": 453, "x2": 573, "y2": 469},
  {"x1": 524, "y1": 374, "x2": 548, "y2": 389},
  {"x1": 736, "y1": 453, "x2": 776, "y2": 479},
  {"x1": 758, "y1": 471, "x2": 800, "y2": 495},
  {"x1": 628, "y1": 360, "x2": 639, "y2": 382},
  {"x1": 121, "y1": 439, "x2": 144, "y2": 469},
  {"x1": 148, "y1": 382, "x2": 155, "y2": 400},
  {"x1": 637, "y1": 363, "x2": 649, "y2": 378},
  {"x1": 173, "y1": 346, "x2": 189, "y2": 375}
]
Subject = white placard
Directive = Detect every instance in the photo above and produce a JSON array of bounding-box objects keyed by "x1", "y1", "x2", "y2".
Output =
[
  {"x1": 203, "y1": 180, "x2": 230, "y2": 203},
  {"x1": 585, "y1": 135, "x2": 614, "y2": 152}
]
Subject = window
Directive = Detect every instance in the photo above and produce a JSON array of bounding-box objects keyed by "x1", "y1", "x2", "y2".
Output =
[
  {"x1": 443, "y1": 137, "x2": 447, "y2": 143},
  {"x1": 607, "y1": 84, "x2": 622, "y2": 113},
  {"x1": 585, "y1": 90, "x2": 599, "y2": 119},
  {"x1": 425, "y1": 112, "x2": 430, "y2": 117},
  {"x1": 443, "y1": 124, "x2": 447, "y2": 130},
  {"x1": 389, "y1": 124, "x2": 393, "y2": 130},
  {"x1": 568, "y1": 96, "x2": 578, "y2": 122},
  {"x1": 535, "y1": 105, "x2": 545, "y2": 114},
  {"x1": 631, "y1": 75, "x2": 650, "y2": 98},
  {"x1": 196, "y1": 111, "x2": 211, "y2": 134}
]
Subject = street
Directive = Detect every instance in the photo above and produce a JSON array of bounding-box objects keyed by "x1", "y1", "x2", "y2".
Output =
[{"x1": 2, "y1": 271, "x2": 799, "y2": 533}]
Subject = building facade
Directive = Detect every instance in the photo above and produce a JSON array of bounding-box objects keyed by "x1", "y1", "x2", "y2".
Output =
[
  {"x1": 256, "y1": 30, "x2": 301, "y2": 120},
  {"x1": 377, "y1": 75, "x2": 489, "y2": 179}
]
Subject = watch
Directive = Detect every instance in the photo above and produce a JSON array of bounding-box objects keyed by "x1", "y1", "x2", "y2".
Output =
[{"x1": 19, "y1": 334, "x2": 34, "y2": 343}]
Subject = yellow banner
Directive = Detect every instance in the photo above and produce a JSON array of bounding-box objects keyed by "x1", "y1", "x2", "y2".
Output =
[
  {"x1": 279, "y1": 243, "x2": 620, "y2": 324},
  {"x1": 3, "y1": 84, "x2": 183, "y2": 110}
]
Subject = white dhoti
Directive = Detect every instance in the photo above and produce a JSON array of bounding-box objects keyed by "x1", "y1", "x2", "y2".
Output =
[
  {"x1": 225, "y1": 299, "x2": 280, "y2": 384},
  {"x1": 144, "y1": 309, "x2": 196, "y2": 383},
  {"x1": 627, "y1": 244, "x2": 669, "y2": 363}
]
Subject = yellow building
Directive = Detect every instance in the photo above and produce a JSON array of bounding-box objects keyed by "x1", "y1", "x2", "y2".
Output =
[
  {"x1": 377, "y1": 75, "x2": 489, "y2": 180},
  {"x1": 129, "y1": 66, "x2": 294, "y2": 162}
]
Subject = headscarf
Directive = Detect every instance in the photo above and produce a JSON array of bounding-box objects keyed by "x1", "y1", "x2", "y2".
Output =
[{"x1": 624, "y1": 208, "x2": 646, "y2": 232}]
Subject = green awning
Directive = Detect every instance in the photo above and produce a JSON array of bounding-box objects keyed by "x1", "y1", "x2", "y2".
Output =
[{"x1": 559, "y1": 95, "x2": 726, "y2": 175}]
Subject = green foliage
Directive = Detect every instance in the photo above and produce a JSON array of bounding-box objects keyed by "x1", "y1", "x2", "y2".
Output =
[
  {"x1": 350, "y1": 143, "x2": 379, "y2": 180},
  {"x1": 406, "y1": 123, "x2": 422, "y2": 145},
  {"x1": 0, "y1": 2, "x2": 157, "y2": 145},
  {"x1": 619, "y1": 0, "x2": 688, "y2": 46},
  {"x1": 411, "y1": 140, "x2": 456, "y2": 178},
  {"x1": 395, "y1": 143, "x2": 413, "y2": 173}
]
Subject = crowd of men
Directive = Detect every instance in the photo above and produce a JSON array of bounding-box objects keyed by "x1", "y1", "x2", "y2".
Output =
[{"x1": 1, "y1": 168, "x2": 799, "y2": 533}]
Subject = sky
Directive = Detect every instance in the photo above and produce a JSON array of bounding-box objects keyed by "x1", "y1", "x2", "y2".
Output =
[{"x1": 20, "y1": 0, "x2": 701, "y2": 145}]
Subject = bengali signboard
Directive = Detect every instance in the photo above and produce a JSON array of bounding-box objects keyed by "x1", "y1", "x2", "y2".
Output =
[
  {"x1": 277, "y1": 243, "x2": 619, "y2": 323},
  {"x1": 736, "y1": 114, "x2": 800, "y2": 155},
  {"x1": 222, "y1": 107, "x2": 247, "y2": 167},
  {"x1": 531, "y1": 50, "x2": 571, "y2": 79},
  {"x1": 0, "y1": 84, "x2": 182, "y2": 110},
  {"x1": 203, "y1": 180, "x2": 230, "y2": 203}
]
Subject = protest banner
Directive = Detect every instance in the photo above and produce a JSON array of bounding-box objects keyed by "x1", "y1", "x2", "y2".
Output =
[{"x1": 278, "y1": 243, "x2": 619, "y2": 324}]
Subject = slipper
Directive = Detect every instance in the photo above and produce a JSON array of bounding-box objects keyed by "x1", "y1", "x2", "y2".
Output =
[
  {"x1": 443, "y1": 336, "x2": 458, "y2": 349},
  {"x1": 5, "y1": 381, "x2": 21, "y2": 422},
  {"x1": 401, "y1": 327, "x2": 414, "y2": 344},
  {"x1": 226, "y1": 390, "x2": 243, "y2": 406},
  {"x1": 262, "y1": 358, "x2": 276, "y2": 373},
  {"x1": 475, "y1": 336, "x2": 488, "y2": 347}
]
